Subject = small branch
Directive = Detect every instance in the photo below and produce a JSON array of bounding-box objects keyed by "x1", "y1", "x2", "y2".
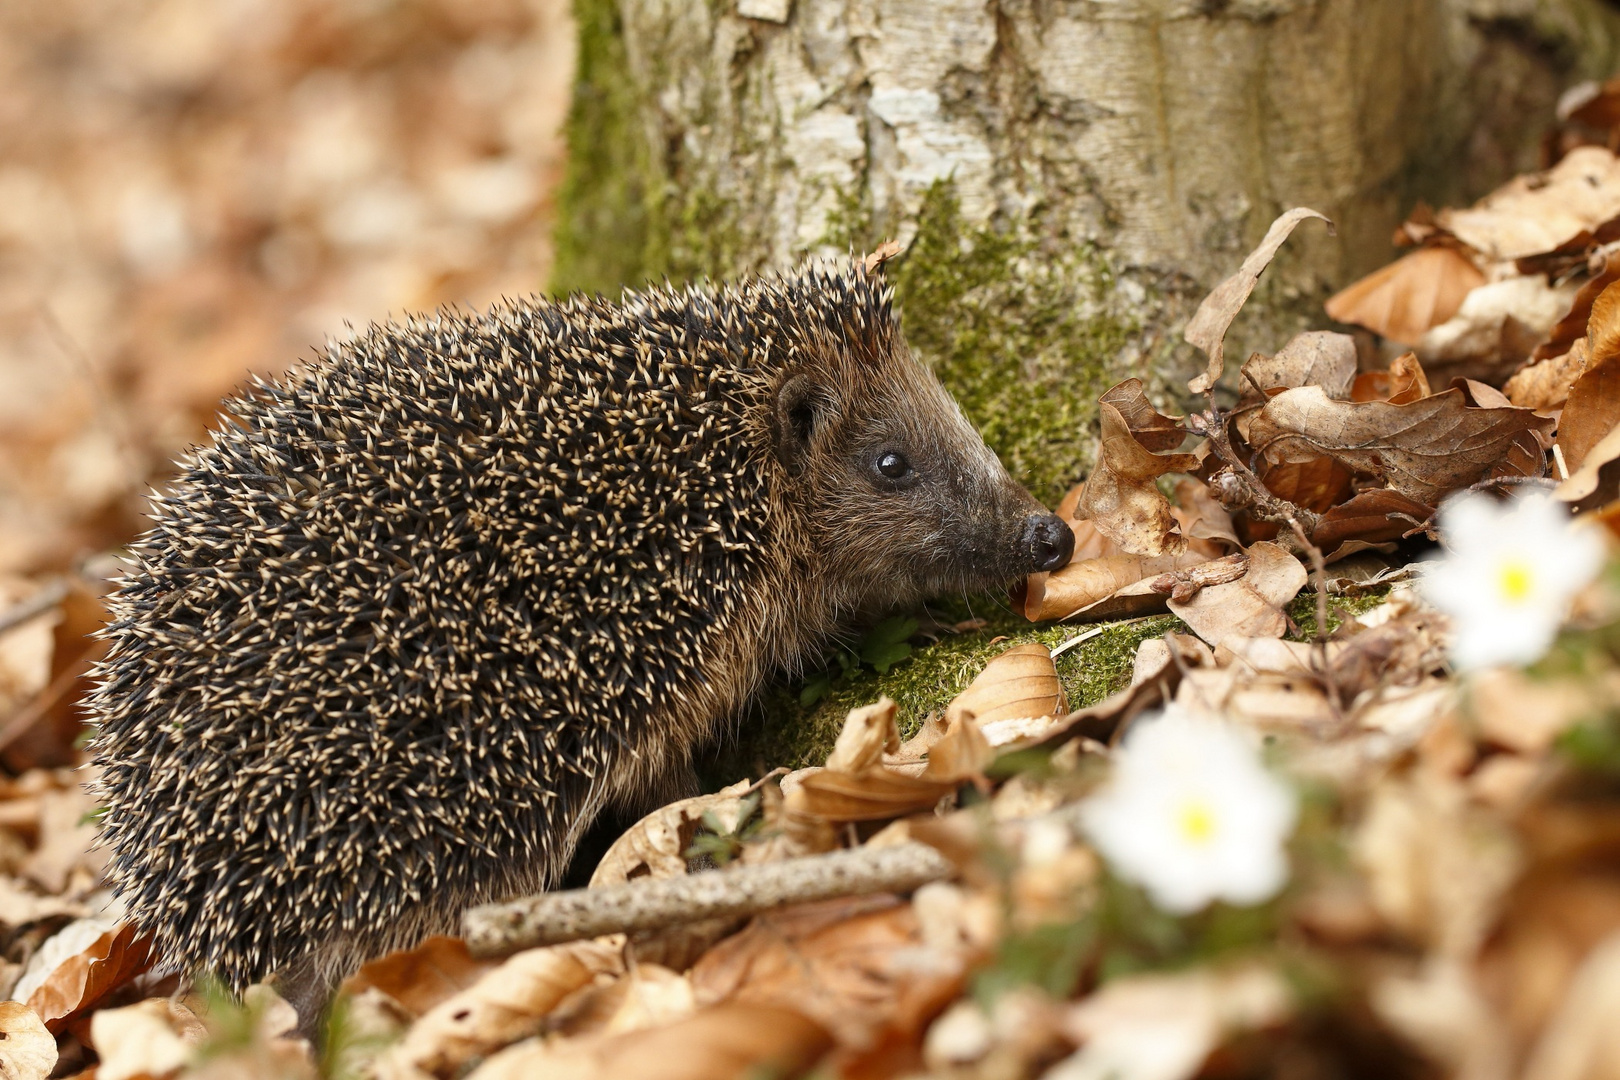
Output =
[
  {"x1": 1188, "y1": 410, "x2": 1322, "y2": 539},
  {"x1": 463, "y1": 841, "x2": 955, "y2": 958},
  {"x1": 0, "y1": 579, "x2": 67, "y2": 638}
]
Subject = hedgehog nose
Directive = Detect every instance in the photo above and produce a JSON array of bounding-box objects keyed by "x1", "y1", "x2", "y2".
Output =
[{"x1": 1022, "y1": 513, "x2": 1074, "y2": 573}]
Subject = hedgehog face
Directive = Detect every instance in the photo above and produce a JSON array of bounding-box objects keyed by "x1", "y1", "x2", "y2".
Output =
[{"x1": 774, "y1": 355, "x2": 1073, "y2": 612}]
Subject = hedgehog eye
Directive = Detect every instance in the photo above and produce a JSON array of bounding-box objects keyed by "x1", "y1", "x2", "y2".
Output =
[{"x1": 875, "y1": 451, "x2": 911, "y2": 480}]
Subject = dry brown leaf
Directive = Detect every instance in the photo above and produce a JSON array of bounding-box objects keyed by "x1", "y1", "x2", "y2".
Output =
[
  {"x1": 591, "y1": 779, "x2": 756, "y2": 887},
  {"x1": 825, "y1": 698, "x2": 901, "y2": 775},
  {"x1": 1172, "y1": 478, "x2": 1241, "y2": 547},
  {"x1": 1419, "y1": 275, "x2": 1579, "y2": 384},
  {"x1": 1438, "y1": 147, "x2": 1620, "y2": 262},
  {"x1": 1056, "y1": 965, "x2": 1293, "y2": 1080},
  {"x1": 1353, "y1": 775, "x2": 1521, "y2": 958},
  {"x1": 1519, "y1": 932, "x2": 1620, "y2": 1080},
  {"x1": 1187, "y1": 208, "x2": 1335, "y2": 393},
  {"x1": 1166, "y1": 542, "x2": 1306, "y2": 649},
  {"x1": 1239, "y1": 330, "x2": 1359, "y2": 399},
  {"x1": 373, "y1": 938, "x2": 626, "y2": 1080},
  {"x1": 1257, "y1": 455, "x2": 1356, "y2": 516},
  {"x1": 1351, "y1": 351, "x2": 1431, "y2": 405},
  {"x1": 691, "y1": 896, "x2": 964, "y2": 1055},
  {"x1": 1507, "y1": 343, "x2": 1589, "y2": 412},
  {"x1": 23, "y1": 921, "x2": 153, "y2": 1033},
  {"x1": 1326, "y1": 246, "x2": 1486, "y2": 346},
  {"x1": 1533, "y1": 253, "x2": 1620, "y2": 362},
  {"x1": 1248, "y1": 385, "x2": 1553, "y2": 505},
  {"x1": 468, "y1": 1000, "x2": 832, "y2": 1080},
  {"x1": 1024, "y1": 547, "x2": 1210, "y2": 622},
  {"x1": 1560, "y1": 76, "x2": 1620, "y2": 129},
  {"x1": 1078, "y1": 382, "x2": 1197, "y2": 556},
  {"x1": 1311, "y1": 489, "x2": 1434, "y2": 555},
  {"x1": 787, "y1": 758, "x2": 961, "y2": 824},
  {"x1": 944, "y1": 644, "x2": 1067, "y2": 731},
  {"x1": 548, "y1": 963, "x2": 696, "y2": 1041},
  {"x1": 1557, "y1": 418, "x2": 1620, "y2": 510},
  {"x1": 90, "y1": 998, "x2": 206, "y2": 1080},
  {"x1": 1556, "y1": 280, "x2": 1620, "y2": 475},
  {"x1": 0, "y1": 1001, "x2": 55, "y2": 1080},
  {"x1": 342, "y1": 936, "x2": 501, "y2": 1020}
]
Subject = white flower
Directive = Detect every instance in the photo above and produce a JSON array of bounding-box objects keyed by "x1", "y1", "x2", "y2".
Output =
[
  {"x1": 1421, "y1": 491, "x2": 1606, "y2": 672},
  {"x1": 1079, "y1": 705, "x2": 1297, "y2": 914}
]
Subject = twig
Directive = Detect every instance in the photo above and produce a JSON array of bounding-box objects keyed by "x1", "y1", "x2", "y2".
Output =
[
  {"x1": 464, "y1": 841, "x2": 954, "y2": 958},
  {"x1": 1188, "y1": 410, "x2": 1322, "y2": 539},
  {"x1": 0, "y1": 580, "x2": 67, "y2": 638}
]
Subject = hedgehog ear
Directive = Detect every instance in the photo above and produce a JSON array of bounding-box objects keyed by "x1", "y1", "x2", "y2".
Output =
[{"x1": 775, "y1": 374, "x2": 825, "y2": 475}]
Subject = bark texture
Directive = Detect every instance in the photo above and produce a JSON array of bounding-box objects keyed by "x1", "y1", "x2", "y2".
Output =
[{"x1": 552, "y1": 0, "x2": 1620, "y2": 501}]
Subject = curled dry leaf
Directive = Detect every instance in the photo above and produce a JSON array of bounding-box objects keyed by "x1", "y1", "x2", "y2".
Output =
[
  {"x1": 591, "y1": 779, "x2": 756, "y2": 887},
  {"x1": 1240, "y1": 330, "x2": 1358, "y2": 400},
  {"x1": 548, "y1": 963, "x2": 696, "y2": 1041},
  {"x1": 1166, "y1": 542, "x2": 1307, "y2": 650},
  {"x1": 1557, "y1": 280, "x2": 1620, "y2": 474},
  {"x1": 372, "y1": 938, "x2": 625, "y2": 1080},
  {"x1": 826, "y1": 698, "x2": 901, "y2": 774},
  {"x1": 1325, "y1": 246, "x2": 1486, "y2": 346},
  {"x1": 1247, "y1": 385, "x2": 1553, "y2": 506},
  {"x1": 1311, "y1": 488, "x2": 1434, "y2": 555},
  {"x1": 1055, "y1": 965, "x2": 1293, "y2": 1080},
  {"x1": 1172, "y1": 479, "x2": 1240, "y2": 548},
  {"x1": 1186, "y1": 207, "x2": 1335, "y2": 394},
  {"x1": 787, "y1": 713, "x2": 989, "y2": 824},
  {"x1": 1533, "y1": 252, "x2": 1620, "y2": 362},
  {"x1": 1351, "y1": 352, "x2": 1431, "y2": 405},
  {"x1": 343, "y1": 936, "x2": 502, "y2": 1019},
  {"x1": 1556, "y1": 420, "x2": 1620, "y2": 510},
  {"x1": 943, "y1": 643, "x2": 1067, "y2": 734},
  {"x1": 1506, "y1": 345, "x2": 1588, "y2": 412},
  {"x1": 1077, "y1": 381, "x2": 1197, "y2": 556},
  {"x1": 467, "y1": 1000, "x2": 832, "y2": 1080},
  {"x1": 1418, "y1": 275, "x2": 1578, "y2": 385},
  {"x1": 1437, "y1": 147, "x2": 1620, "y2": 263},
  {"x1": 691, "y1": 895, "x2": 964, "y2": 1056},
  {"x1": 90, "y1": 998, "x2": 206, "y2": 1080},
  {"x1": 23, "y1": 920, "x2": 152, "y2": 1033},
  {"x1": 0, "y1": 1001, "x2": 55, "y2": 1080}
]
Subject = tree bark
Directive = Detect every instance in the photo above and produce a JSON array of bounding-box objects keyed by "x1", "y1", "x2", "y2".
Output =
[{"x1": 554, "y1": 0, "x2": 1620, "y2": 501}]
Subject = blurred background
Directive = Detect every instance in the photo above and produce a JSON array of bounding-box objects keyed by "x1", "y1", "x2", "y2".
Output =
[{"x1": 0, "y1": 0, "x2": 574, "y2": 768}]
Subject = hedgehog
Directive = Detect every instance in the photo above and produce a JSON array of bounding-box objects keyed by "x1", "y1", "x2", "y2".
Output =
[{"x1": 86, "y1": 259, "x2": 1074, "y2": 1026}]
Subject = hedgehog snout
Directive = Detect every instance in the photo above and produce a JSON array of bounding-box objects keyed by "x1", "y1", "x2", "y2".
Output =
[{"x1": 1021, "y1": 512, "x2": 1074, "y2": 573}]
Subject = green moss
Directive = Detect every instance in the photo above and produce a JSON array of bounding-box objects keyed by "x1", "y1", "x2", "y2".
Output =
[
  {"x1": 550, "y1": 0, "x2": 653, "y2": 297},
  {"x1": 890, "y1": 182, "x2": 1136, "y2": 505},
  {"x1": 715, "y1": 608, "x2": 1184, "y2": 777}
]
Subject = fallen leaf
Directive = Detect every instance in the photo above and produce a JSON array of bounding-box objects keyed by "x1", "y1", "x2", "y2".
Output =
[
  {"x1": 691, "y1": 896, "x2": 964, "y2": 1055},
  {"x1": 1556, "y1": 420, "x2": 1620, "y2": 510},
  {"x1": 1558, "y1": 280, "x2": 1620, "y2": 473},
  {"x1": 372, "y1": 938, "x2": 625, "y2": 1080},
  {"x1": 1438, "y1": 147, "x2": 1620, "y2": 262},
  {"x1": 1519, "y1": 932, "x2": 1620, "y2": 1080},
  {"x1": 1506, "y1": 344, "x2": 1589, "y2": 412},
  {"x1": 0, "y1": 1002, "x2": 55, "y2": 1080},
  {"x1": 591, "y1": 779, "x2": 756, "y2": 887},
  {"x1": 343, "y1": 936, "x2": 502, "y2": 1019},
  {"x1": 1078, "y1": 382, "x2": 1197, "y2": 556},
  {"x1": 1187, "y1": 208, "x2": 1335, "y2": 394},
  {"x1": 1247, "y1": 385, "x2": 1553, "y2": 505},
  {"x1": 22, "y1": 920, "x2": 152, "y2": 1033},
  {"x1": 1351, "y1": 351, "x2": 1431, "y2": 405},
  {"x1": 826, "y1": 699, "x2": 902, "y2": 775},
  {"x1": 1326, "y1": 246, "x2": 1486, "y2": 346},
  {"x1": 1166, "y1": 542, "x2": 1307, "y2": 649},
  {"x1": 1239, "y1": 330, "x2": 1359, "y2": 400},
  {"x1": 1532, "y1": 252, "x2": 1620, "y2": 362},
  {"x1": 90, "y1": 998, "x2": 205, "y2": 1080},
  {"x1": 467, "y1": 1001, "x2": 832, "y2": 1080},
  {"x1": 944, "y1": 644, "x2": 1067, "y2": 730},
  {"x1": 549, "y1": 962, "x2": 696, "y2": 1040},
  {"x1": 1560, "y1": 76, "x2": 1620, "y2": 130},
  {"x1": 1418, "y1": 275, "x2": 1579, "y2": 384},
  {"x1": 1024, "y1": 545, "x2": 1211, "y2": 622},
  {"x1": 1172, "y1": 478, "x2": 1241, "y2": 548},
  {"x1": 1053, "y1": 965, "x2": 1293, "y2": 1080}
]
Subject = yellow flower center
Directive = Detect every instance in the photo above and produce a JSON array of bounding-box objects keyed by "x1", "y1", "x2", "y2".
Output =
[
  {"x1": 1497, "y1": 560, "x2": 1534, "y2": 605},
  {"x1": 1177, "y1": 801, "x2": 1217, "y2": 846}
]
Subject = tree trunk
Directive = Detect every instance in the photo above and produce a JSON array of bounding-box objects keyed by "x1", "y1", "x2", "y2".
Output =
[{"x1": 553, "y1": 0, "x2": 1620, "y2": 503}]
